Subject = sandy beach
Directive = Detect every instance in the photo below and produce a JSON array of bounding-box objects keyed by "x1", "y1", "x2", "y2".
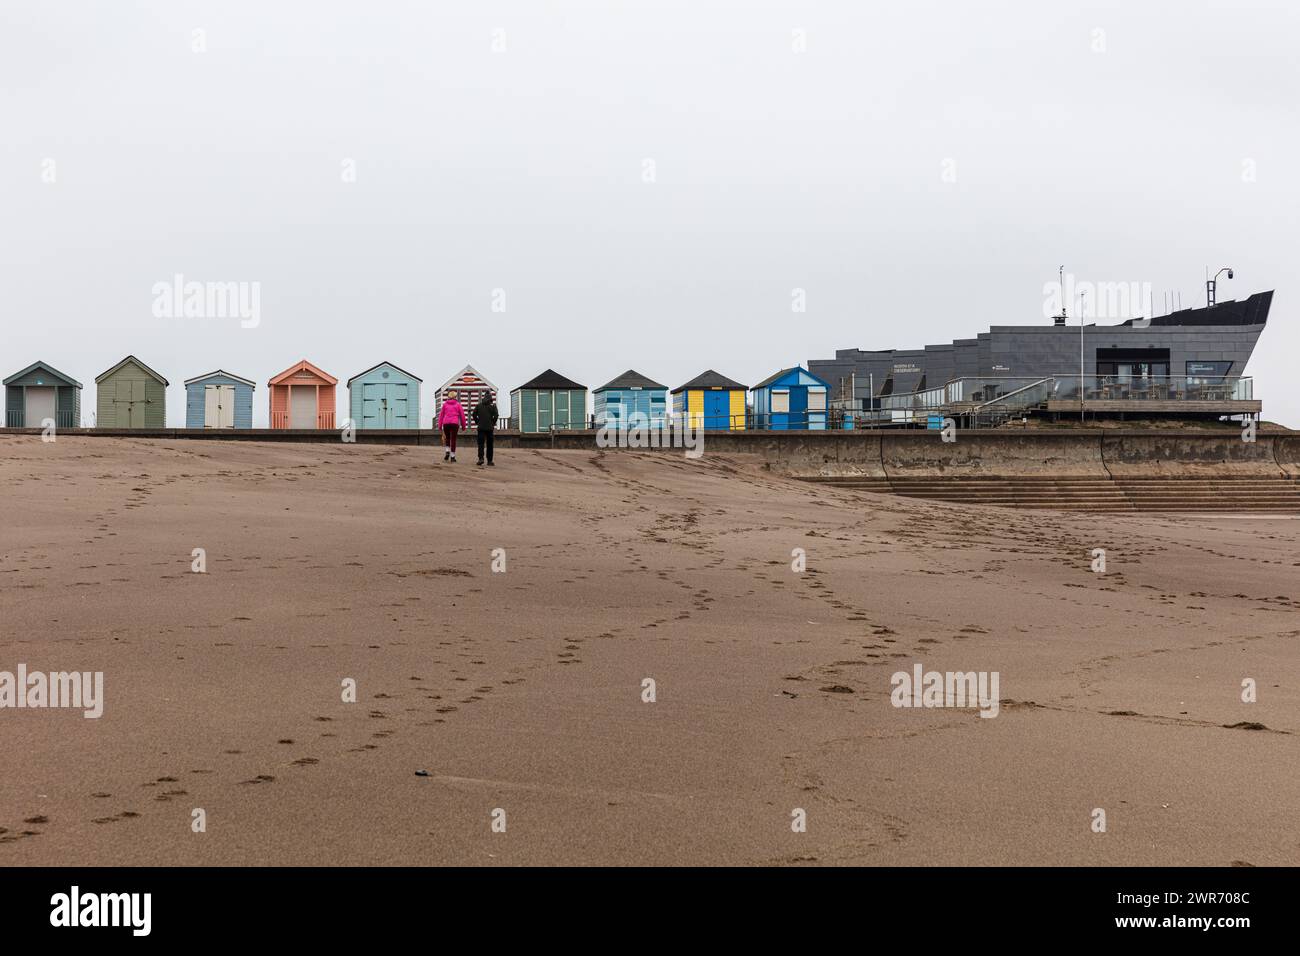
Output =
[{"x1": 1, "y1": 435, "x2": 1296, "y2": 866}]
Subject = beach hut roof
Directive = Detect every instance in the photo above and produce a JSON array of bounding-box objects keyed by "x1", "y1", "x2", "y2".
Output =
[
  {"x1": 184, "y1": 369, "x2": 256, "y2": 388},
  {"x1": 347, "y1": 361, "x2": 422, "y2": 386},
  {"x1": 95, "y1": 355, "x2": 169, "y2": 386},
  {"x1": 752, "y1": 366, "x2": 832, "y2": 390},
  {"x1": 4, "y1": 360, "x2": 81, "y2": 389},
  {"x1": 269, "y1": 359, "x2": 337, "y2": 386},
  {"x1": 437, "y1": 364, "x2": 498, "y2": 393},
  {"x1": 595, "y1": 369, "x2": 667, "y2": 392},
  {"x1": 515, "y1": 369, "x2": 586, "y2": 391},
  {"x1": 671, "y1": 369, "x2": 747, "y2": 393}
]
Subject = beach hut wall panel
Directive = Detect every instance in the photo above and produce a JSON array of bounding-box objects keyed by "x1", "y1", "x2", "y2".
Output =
[
  {"x1": 268, "y1": 360, "x2": 337, "y2": 429},
  {"x1": 347, "y1": 362, "x2": 421, "y2": 430},
  {"x1": 4, "y1": 361, "x2": 82, "y2": 428},
  {"x1": 510, "y1": 369, "x2": 587, "y2": 433},
  {"x1": 751, "y1": 367, "x2": 831, "y2": 430},
  {"x1": 435, "y1": 365, "x2": 498, "y2": 429},
  {"x1": 95, "y1": 356, "x2": 168, "y2": 428},
  {"x1": 184, "y1": 371, "x2": 255, "y2": 429},
  {"x1": 670, "y1": 370, "x2": 747, "y2": 431},
  {"x1": 593, "y1": 370, "x2": 668, "y2": 428}
]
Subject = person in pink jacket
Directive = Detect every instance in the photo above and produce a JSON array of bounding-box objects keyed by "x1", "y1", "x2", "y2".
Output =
[{"x1": 438, "y1": 390, "x2": 468, "y2": 462}]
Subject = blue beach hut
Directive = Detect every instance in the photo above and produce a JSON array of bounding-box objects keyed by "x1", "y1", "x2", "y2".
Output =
[
  {"x1": 184, "y1": 370, "x2": 255, "y2": 429},
  {"x1": 751, "y1": 367, "x2": 831, "y2": 430}
]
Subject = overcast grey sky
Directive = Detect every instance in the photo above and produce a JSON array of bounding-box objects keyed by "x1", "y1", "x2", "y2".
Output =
[{"x1": 3, "y1": 1, "x2": 1295, "y2": 426}]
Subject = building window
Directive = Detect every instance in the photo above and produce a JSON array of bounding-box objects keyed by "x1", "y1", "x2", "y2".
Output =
[
  {"x1": 771, "y1": 390, "x2": 790, "y2": 413},
  {"x1": 1186, "y1": 360, "x2": 1232, "y2": 383},
  {"x1": 807, "y1": 388, "x2": 827, "y2": 411},
  {"x1": 1096, "y1": 348, "x2": 1170, "y2": 381}
]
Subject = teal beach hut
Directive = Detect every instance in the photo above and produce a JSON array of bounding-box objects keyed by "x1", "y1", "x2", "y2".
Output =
[
  {"x1": 347, "y1": 361, "x2": 422, "y2": 430},
  {"x1": 4, "y1": 360, "x2": 82, "y2": 428},
  {"x1": 593, "y1": 370, "x2": 668, "y2": 429}
]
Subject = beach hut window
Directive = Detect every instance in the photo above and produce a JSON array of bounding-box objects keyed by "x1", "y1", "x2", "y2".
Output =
[
  {"x1": 771, "y1": 390, "x2": 790, "y2": 413},
  {"x1": 807, "y1": 388, "x2": 827, "y2": 411}
]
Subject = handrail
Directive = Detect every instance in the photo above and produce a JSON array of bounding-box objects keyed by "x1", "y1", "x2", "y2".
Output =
[{"x1": 972, "y1": 377, "x2": 1055, "y2": 411}]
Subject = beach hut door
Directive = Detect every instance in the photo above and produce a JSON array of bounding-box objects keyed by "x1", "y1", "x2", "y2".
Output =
[
  {"x1": 117, "y1": 379, "x2": 146, "y2": 427},
  {"x1": 290, "y1": 386, "x2": 316, "y2": 429},
  {"x1": 205, "y1": 385, "x2": 235, "y2": 428},
  {"x1": 704, "y1": 390, "x2": 729, "y2": 429},
  {"x1": 25, "y1": 386, "x2": 56, "y2": 428}
]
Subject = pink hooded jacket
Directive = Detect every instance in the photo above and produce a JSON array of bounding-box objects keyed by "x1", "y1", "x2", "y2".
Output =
[{"x1": 438, "y1": 398, "x2": 467, "y2": 428}]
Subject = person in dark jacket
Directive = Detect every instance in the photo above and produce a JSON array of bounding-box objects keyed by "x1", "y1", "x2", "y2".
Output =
[{"x1": 473, "y1": 394, "x2": 498, "y2": 466}]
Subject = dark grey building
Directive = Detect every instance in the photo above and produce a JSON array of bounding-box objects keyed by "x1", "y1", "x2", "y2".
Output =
[{"x1": 810, "y1": 291, "x2": 1273, "y2": 407}]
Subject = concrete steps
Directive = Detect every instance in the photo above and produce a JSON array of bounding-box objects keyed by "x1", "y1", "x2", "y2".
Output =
[
  {"x1": 797, "y1": 474, "x2": 1300, "y2": 513},
  {"x1": 1111, "y1": 477, "x2": 1300, "y2": 512}
]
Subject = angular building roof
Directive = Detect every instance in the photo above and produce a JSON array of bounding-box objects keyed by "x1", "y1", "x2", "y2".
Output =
[{"x1": 1121, "y1": 290, "x2": 1273, "y2": 327}]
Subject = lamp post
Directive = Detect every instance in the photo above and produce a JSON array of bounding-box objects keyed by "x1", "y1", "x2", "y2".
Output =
[
  {"x1": 1207, "y1": 266, "x2": 1234, "y2": 308},
  {"x1": 1079, "y1": 289, "x2": 1087, "y2": 422}
]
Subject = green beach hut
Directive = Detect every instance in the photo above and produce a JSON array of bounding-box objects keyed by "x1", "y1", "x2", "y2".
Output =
[
  {"x1": 95, "y1": 355, "x2": 168, "y2": 428},
  {"x1": 510, "y1": 369, "x2": 587, "y2": 433}
]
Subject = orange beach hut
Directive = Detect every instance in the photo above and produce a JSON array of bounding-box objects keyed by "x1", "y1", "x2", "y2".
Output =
[{"x1": 269, "y1": 359, "x2": 337, "y2": 429}]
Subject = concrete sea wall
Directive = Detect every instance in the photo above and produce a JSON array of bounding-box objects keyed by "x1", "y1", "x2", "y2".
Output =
[{"x1": 2, "y1": 426, "x2": 1297, "y2": 478}]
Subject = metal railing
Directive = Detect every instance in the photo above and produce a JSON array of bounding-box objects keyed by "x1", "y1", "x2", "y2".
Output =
[{"x1": 5, "y1": 409, "x2": 78, "y2": 428}]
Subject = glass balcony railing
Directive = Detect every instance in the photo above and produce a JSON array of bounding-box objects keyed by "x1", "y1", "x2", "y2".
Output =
[
  {"x1": 1048, "y1": 375, "x2": 1253, "y2": 403},
  {"x1": 867, "y1": 374, "x2": 1254, "y2": 421}
]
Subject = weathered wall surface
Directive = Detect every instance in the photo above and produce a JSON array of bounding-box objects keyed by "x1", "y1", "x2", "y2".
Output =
[
  {"x1": 1101, "y1": 433, "x2": 1286, "y2": 476},
  {"x1": 1271, "y1": 435, "x2": 1300, "y2": 477},
  {"x1": 879, "y1": 432, "x2": 1108, "y2": 477}
]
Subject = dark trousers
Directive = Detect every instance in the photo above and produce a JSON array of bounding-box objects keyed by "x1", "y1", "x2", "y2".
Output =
[
  {"x1": 442, "y1": 424, "x2": 458, "y2": 453},
  {"x1": 476, "y1": 429, "x2": 494, "y2": 463}
]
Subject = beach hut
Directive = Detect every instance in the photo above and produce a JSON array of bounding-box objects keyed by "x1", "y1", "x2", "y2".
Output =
[
  {"x1": 751, "y1": 366, "x2": 831, "y2": 430},
  {"x1": 671, "y1": 370, "x2": 747, "y2": 430},
  {"x1": 347, "y1": 361, "x2": 421, "y2": 430},
  {"x1": 435, "y1": 365, "x2": 498, "y2": 428},
  {"x1": 184, "y1": 370, "x2": 255, "y2": 429},
  {"x1": 4, "y1": 361, "x2": 82, "y2": 428},
  {"x1": 594, "y1": 370, "x2": 668, "y2": 429},
  {"x1": 95, "y1": 355, "x2": 168, "y2": 428},
  {"x1": 268, "y1": 360, "x2": 336, "y2": 430},
  {"x1": 510, "y1": 369, "x2": 587, "y2": 433}
]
